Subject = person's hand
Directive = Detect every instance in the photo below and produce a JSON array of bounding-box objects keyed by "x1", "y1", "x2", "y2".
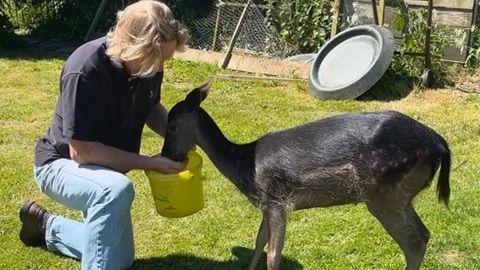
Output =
[{"x1": 148, "y1": 155, "x2": 186, "y2": 174}]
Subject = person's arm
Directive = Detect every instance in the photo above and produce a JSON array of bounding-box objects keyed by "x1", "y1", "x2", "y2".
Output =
[
  {"x1": 60, "y1": 71, "x2": 183, "y2": 173},
  {"x1": 69, "y1": 139, "x2": 184, "y2": 174},
  {"x1": 146, "y1": 103, "x2": 168, "y2": 137}
]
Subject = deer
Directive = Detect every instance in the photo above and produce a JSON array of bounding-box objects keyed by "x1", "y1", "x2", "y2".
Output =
[{"x1": 160, "y1": 79, "x2": 451, "y2": 270}]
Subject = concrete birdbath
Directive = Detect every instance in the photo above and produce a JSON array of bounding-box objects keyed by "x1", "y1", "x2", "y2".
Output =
[{"x1": 308, "y1": 25, "x2": 395, "y2": 100}]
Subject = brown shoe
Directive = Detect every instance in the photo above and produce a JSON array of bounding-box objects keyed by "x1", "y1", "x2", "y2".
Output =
[{"x1": 19, "y1": 200, "x2": 50, "y2": 246}]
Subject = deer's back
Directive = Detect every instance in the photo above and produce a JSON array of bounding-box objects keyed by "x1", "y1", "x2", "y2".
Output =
[{"x1": 251, "y1": 110, "x2": 445, "y2": 209}]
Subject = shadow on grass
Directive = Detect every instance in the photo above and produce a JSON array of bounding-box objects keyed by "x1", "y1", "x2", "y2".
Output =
[
  {"x1": 357, "y1": 70, "x2": 416, "y2": 101},
  {"x1": 132, "y1": 246, "x2": 303, "y2": 270},
  {"x1": 0, "y1": 34, "x2": 82, "y2": 61}
]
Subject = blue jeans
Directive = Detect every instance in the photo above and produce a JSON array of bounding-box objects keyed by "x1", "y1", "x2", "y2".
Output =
[{"x1": 34, "y1": 158, "x2": 135, "y2": 269}]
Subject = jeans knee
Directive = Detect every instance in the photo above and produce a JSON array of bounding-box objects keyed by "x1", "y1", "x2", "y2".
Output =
[{"x1": 105, "y1": 175, "x2": 135, "y2": 206}]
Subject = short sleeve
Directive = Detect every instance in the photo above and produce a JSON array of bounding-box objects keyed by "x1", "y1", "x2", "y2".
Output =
[
  {"x1": 153, "y1": 87, "x2": 161, "y2": 104},
  {"x1": 61, "y1": 72, "x2": 104, "y2": 141},
  {"x1": 153, "y1": 71, "x2": 163, "y2": 104}
]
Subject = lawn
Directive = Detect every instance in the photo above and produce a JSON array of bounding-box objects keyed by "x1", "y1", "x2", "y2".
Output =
[{"x1": 0, "y1": 54, "x2": 479, "y2": 269}]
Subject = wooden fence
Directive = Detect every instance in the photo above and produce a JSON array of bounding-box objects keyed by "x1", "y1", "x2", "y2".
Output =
[{"x1": 341, "y1": 0, "x2": 478, "y2": 62}]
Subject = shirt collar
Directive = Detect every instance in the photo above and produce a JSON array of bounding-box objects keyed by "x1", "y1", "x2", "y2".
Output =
[
  {"x1": 103, "y1": 36, "x2": 164, "y2": 81},
  {"x1": 103, "y1": 36, "x2": 131, "y2": 79}
]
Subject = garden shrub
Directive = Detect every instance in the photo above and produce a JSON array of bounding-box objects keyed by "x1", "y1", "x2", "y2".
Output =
[
  {"x1": 0, "y1": 0, "x2": 216, "y2": 40},
  {"x1": 265, "y1": 0, "x2": 332, "y2": 53},
  {"x1": 391, "y1": 9, "x2": 461, "y2": 84}
]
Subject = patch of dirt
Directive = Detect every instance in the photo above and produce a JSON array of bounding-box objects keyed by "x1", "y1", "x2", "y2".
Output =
[
  {"x1": 440, "y1": 250, "x2": 465, "y2": 263},
  {"x1": 384, "y1": 88, "x2": 468, "y2": 112},
  {"x1": 451, "y1": 69, "x2": 480, "y2": 94}
]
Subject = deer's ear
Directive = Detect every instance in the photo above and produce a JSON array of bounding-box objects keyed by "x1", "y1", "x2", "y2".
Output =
[{"x1": 185, "y1": 78, "x2": 212, "y2": 109}]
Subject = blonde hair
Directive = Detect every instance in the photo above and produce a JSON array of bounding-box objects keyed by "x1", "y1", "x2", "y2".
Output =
[{"x1": 106, "y1": 0, "x2": 189, "y2": 77}]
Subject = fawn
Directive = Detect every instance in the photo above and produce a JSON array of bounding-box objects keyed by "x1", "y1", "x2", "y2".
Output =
[{"x1": 161, "y1": 79, "x2": 451, "y2": 270}]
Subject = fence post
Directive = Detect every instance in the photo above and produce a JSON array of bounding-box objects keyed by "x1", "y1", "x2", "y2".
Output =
[
  {"x1": 221, "y1": 0, "x2": 253, "y2": 69},
  {"x1": 331, "y1": 0, "x2": 343, "y2": 38},
  {"x1": 84, "y1": 0, "x2": 110, "y2": 42},
  {"x1": 212, "y1": 1, "x2": 223, "y2": 50}
]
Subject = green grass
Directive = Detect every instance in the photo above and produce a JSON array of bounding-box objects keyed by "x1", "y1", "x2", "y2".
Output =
[{"x1": 1, "y1": 55, "x2": 479, "y2": 269}]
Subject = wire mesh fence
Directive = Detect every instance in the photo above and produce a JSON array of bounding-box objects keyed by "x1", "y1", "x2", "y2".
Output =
[
  {"x1": 1, "y1": 0, "x2": 301, "y2": 59},
  {"x1": 181, "y1": 0, "x2": 300, "y2": 59}
]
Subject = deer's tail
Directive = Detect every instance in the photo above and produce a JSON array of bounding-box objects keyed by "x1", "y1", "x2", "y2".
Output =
[{"x1": 436, "y1": 138, "x2": 451, "y2": 208}]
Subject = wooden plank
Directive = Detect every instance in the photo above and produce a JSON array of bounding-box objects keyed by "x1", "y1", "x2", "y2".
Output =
[
  {"x1": 217, "y1": 74, "x2": 305, "y2": 82},
  {"x1": 226, "y1": 54, "x2": 310, "y2": 78},
  {"x1": 378, "y1": 0, "x2": 386, "y2": 26},
  {"x1": 355, "y1": 0, "x2": 474, "y2": 10},
  {"x1": 331, "y1": 0, "x2": 343, "y2": 38},
  {"x1": 443, "y1": 46, "x2": 468, "y2": 62},
  {"x1": 408, "y1": 6, "x2": 473, "y2": 27},
  {"x1": 174, "y1": 47, "x2": 225, "y2": 65},
  {"x1": 355, "y1": 0, "x2": 475, "y2": 10},
  {"x1": 406, "y1": 0, "x2": 475, "y2": 10},
  {"x1": 351, "y1": 2, "x2": 473, "y2": 28},
  {"x1": 342, "y1": 0, "x2": 473, "y2": 63},
  {"x1": 433, "y1": 9, "x2": 472, "y2": 27},
  {"x1": 174, "y1": 48, "x2": 310, "y2": 78}
]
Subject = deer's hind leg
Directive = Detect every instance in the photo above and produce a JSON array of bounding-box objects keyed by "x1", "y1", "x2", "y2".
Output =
[
  {"x1": 406, "y1": 204, "x2": 430, "y2": 244},
  {"x1": 265, "y1": 207, "x2": 287, "y2": 270},
  {"x1": 248, "y1": 216, "x2": 268, "y2": 270},
  {"x1": 366, "y1": 200, "x2": 429, "y2": 270}
]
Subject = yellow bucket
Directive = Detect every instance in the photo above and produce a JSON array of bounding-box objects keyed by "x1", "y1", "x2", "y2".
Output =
[{"x1": 144, "y1": 151, "x2": 205, "y2": 218}]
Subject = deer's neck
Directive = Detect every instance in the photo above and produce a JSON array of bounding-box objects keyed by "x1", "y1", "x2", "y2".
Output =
[{"x1": 195, "y1": 109, "x2": 256, "y2": 194}]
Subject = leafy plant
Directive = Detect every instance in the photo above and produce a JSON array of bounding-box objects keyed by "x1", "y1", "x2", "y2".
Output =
[
  {"x1": 466, "y1": 25, "x2": 480, "y2": 69},
  {"x1": 391, "y1": 9, "x2": 461, "y2": 83},
  {"x1": 0, "y1": 3, "x2": 28, "y2": 51},
  {"x1": 0, "y1": 0, "x2": 64, "y2": 34},
  {"x1": 265, "y1": 0, "x2": 332, "y2": 53},
  {"x1": 0, "y1": 0, "x2": 130, "y2": 39},
  {"x1": 0, "y1": 5, "x2": 13, "y2": 36}
]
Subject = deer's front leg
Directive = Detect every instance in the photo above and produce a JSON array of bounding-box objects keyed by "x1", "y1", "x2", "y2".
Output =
[
  {"x1": 265, "y1": 207, "x2": 287, "y2": 270},
  {"x1": 248, "y1": 216, "x2": 268, "y2": 270}
]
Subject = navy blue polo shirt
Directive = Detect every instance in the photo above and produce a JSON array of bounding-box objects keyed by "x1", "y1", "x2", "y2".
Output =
[{"x1": 34, "y1": 36, "x2": 162, "y2": 167}]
